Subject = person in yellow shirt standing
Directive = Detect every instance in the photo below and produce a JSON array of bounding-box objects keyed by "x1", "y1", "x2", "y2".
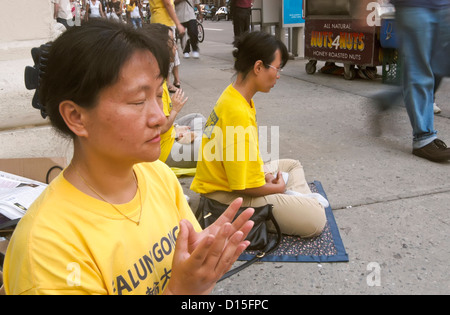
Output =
[
  {"x1": 149, "y1": 0, "x2": 184, "y2": 93},
  {"x1": 191, "y1": 31, "x2": 327, "y2": 238},
  {"x1": 126, "y1": 0, "x2": 144, "y2": 29},
  {"x1": 3, "y1": 20, "x2": 254, "y2": 295}
]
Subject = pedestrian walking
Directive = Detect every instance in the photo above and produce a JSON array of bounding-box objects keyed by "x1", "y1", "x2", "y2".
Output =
[
  {"x1": 386, "y1": 0, "x2": 450, "y2": 162},
  {"x1": 127, "y1": 0, "x2": 144, "y2": 29},
  {"x1": 85, "y1": 0, "x2": 105, "y2": 21},
  {"x1": 230, "y1": 0, "x2": 252, "y2": 39},
  {"x1": 175, "y1": 0, "x2": 202, "y2": 59},
  {"x1": 53, "y1": 0, "x2": 76, "y2": 29}
]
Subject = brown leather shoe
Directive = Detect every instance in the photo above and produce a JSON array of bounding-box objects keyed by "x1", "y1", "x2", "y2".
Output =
[{"x1": 412, "y1": 139, "x2": 450, "y2": 162}]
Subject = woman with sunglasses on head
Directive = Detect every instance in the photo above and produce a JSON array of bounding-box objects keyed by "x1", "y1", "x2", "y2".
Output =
[
  {"x1": 3, "y1": 20, "x2": 254, "y2": 295},
  {"x1": 191, "y1": 31, "x2": 327, "y2": 238}
]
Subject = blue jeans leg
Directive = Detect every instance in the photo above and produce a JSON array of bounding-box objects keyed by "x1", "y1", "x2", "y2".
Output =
[
  {"x1": 131, "y1": 18, "x2": 142, "y2": 29},
  {"x1": 396, "y1": 7, "x2": 438, "y2": 149}
]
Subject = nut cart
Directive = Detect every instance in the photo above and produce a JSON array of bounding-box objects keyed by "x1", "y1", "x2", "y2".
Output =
[{"x1": 304, "y1": 0, "x2": 382, "y2": 80}]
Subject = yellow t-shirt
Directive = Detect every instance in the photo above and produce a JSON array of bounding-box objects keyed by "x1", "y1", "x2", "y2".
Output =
[
  {"x1": 190, "y1": 84, "x2": 266, "y2": 194},
  {"x1": 4, "y1": 161, "x2": 201, "y2": 295},
  {"x1": 159, "y1": 81, "x2": 175, "y2": 163},
  {"x1": 149, "y1": 0, "x2": 175, "y2": 27}
]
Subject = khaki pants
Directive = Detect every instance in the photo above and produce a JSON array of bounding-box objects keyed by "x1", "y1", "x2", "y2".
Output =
[{"x1": 204, "y1": 159, "x2": 327, "y2": 238}]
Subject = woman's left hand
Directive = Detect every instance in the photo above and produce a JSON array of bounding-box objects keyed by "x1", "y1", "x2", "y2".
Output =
[
  {"x1": 166, "y1": 198, "x2": 254, "y2": 294},
  {"x1": 171, "y1": 89, "x2": 188, "y2": 113}
]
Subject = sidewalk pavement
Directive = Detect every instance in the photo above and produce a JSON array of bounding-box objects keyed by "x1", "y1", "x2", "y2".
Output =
[
  {"x1": 176, "y1": 22, "x2": 450, "y2": 295},
  {"x1": 1, "y1": 21, "x2": 449, "y2": 295}
]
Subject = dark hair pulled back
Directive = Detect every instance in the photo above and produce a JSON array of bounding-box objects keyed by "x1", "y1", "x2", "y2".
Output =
[
  {"x1": 39, "y1": 19, "x2": 170, "y2": 138},
  {"x1": 232, "y1": 31, "x2": 289, "y2": 79}
]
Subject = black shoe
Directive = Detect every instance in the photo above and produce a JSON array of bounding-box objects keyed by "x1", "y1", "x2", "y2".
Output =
[{"x1": 412, "y1": 139, "x2": 450, "y2": 162}]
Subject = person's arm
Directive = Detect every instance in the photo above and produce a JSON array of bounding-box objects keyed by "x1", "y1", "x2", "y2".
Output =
[
  {"x1": 85, "y1": 2, "x2": 90, "y2": 21},
  {"x1": 99, "y1": 2, "x2": 106, "y2": 17},
  {"x1": 117, "y1": 0, "x2": 123, "y2": 15},
  {"x1": 195, "y1": 1, "x2": 203, "y2": 22},
  {"x1": 53, "y1": 2, "x2": 59, "y2": 19},
  {"x1": 162, "y1": 0, "x2": 186, "y2": 36},
  {"x1": 234, "y1": 171, "x2": 286, "y2": 197},
  {"x1": 125, "y1": 1, "x2": 131, "y2": 21}
]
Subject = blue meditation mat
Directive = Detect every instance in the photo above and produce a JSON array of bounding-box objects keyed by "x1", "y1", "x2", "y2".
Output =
[{"x1": 238, "y1": 181, "x2": 349, "y2": 263}]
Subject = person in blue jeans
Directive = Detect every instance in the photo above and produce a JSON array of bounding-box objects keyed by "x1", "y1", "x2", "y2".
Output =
[
  {"x1": 391, "y1": 0, "x2": 450, "y2": 162},
  {"x1": 127, "y1": 0, "x2": 143, "y2": 29}
]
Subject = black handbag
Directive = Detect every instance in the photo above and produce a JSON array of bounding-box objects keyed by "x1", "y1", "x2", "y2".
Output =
[{"x1": 196, "y1": 196, "x2": 282, "y2": 281}]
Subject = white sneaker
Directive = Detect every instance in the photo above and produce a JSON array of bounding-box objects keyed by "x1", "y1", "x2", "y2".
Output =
[
  {"x1": 192, "y1": 51, "x2": 200, "y2": 59},
  {"x1": 433, "y1": 103, "x2": 441, "y2": 114},
  {"x1": 183, "y1": 52, "x2": 190, "y2": 59}
]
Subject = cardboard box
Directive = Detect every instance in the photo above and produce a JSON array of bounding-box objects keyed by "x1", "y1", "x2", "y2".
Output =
[
  {"x1": 0, "y1": 158, "x2": 67, "y2": 269},
  {"x1": 0, "y1": 157, "x2": 67, "y2": 184}
]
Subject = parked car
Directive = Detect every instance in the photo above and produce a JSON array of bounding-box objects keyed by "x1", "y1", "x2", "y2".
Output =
[{"x1": 215, "y1": 6, "x2": 229, "y2": 20}]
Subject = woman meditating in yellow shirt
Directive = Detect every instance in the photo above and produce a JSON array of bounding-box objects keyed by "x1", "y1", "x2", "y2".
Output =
[
  {"x1": 191, "y1": 31, "x2": 327, "y2": 238},
  {"x1": 3, "y1": 20, "x2": 254, "y2": 295}
]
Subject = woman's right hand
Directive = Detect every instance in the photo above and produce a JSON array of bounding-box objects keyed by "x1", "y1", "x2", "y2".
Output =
[{"x1": 170, "y1": 88, "x2": 188, "y2": 114}]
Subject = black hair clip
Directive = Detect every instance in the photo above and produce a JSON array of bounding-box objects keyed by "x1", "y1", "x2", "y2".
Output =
[{"x1": 24, "y1": 42, "x2": 52, "y2": 119}]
